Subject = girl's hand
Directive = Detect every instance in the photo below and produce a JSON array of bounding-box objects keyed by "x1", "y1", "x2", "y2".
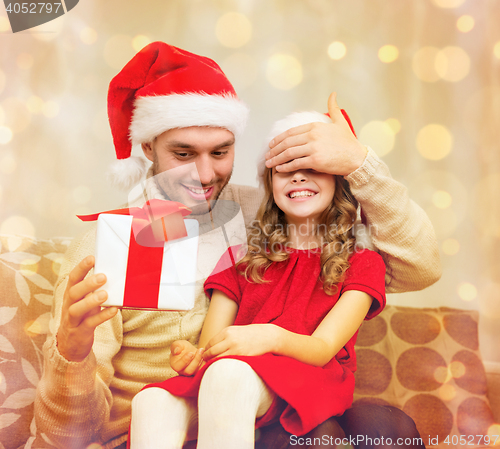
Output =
[
  {"x1": 203, "y1": 324, "x2": 280, "y2": 361},
  {"x1": 170, "y1": 340, "x2": 205, "y2": 376},
  {"x1": 265, "y1": 92, "x2": 367, "y2": 177}
]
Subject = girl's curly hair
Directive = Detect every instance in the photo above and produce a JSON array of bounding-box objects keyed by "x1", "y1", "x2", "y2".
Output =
[{"x1": 237, "y1": 167, "x2": 358, "y2": 295}]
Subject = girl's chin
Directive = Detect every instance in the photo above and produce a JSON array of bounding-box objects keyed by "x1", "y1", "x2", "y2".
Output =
[{"x1": 284, "y1": 215, "x2": 322, "y2": 226}]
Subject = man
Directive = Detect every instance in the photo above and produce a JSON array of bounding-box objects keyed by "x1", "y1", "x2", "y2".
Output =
[{"x1": 34, "y1": 42, "x2": 440, "y2": 448}]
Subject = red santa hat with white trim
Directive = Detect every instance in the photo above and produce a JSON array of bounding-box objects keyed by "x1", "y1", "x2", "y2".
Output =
[
  {"x1": 257, "y1": 109, "x2": 357, "y2": 184},
  {"x1": 107, "y1": 41, "x2": 249, "y2": 190}
]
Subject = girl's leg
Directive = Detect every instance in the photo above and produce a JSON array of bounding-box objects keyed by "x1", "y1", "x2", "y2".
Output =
[
  {"x1": 197, "y1": 359, "x2": 275, "y2": 449},
  {"x1": 130, "y1": 387, "x2": 197, "y2": 449}
]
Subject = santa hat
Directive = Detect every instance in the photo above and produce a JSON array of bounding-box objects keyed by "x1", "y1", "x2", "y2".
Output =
[
  {"x1": 257, "y1": 109, "x2": 356, "y2": 184},
  {"x1": 107, "y1": 41, "x2": 249, "y2": 190}
]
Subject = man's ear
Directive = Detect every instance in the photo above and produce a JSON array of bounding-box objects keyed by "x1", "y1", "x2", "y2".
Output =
[{"x1": 142, "y1": 142, "x2": 154, "y2": 162}]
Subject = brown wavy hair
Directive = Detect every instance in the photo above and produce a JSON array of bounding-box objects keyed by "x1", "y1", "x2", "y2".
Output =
[{"x1": 237, "y1": 168, "x2": 359, "y2": 295}]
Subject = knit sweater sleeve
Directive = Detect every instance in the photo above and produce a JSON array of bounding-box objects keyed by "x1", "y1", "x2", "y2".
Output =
[
  {"x1": 34, "y1": 226, "x2": 123, "y2": 448},
  {"x1": 345, "y1": 147, "x2": 442, "y2": 293}
]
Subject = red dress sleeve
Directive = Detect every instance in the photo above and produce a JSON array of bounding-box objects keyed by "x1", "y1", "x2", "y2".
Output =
[
  {"x1": 203, "y1": 246, "x2": 245, "y2": 305},
  {"x1": 340, "y1": 249, "x2": 386, "y2": 320}
]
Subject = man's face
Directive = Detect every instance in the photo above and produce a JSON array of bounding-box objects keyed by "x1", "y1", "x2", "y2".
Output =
[{"x1": 142, "y1": 126, "x2": 235, "y2": 215}]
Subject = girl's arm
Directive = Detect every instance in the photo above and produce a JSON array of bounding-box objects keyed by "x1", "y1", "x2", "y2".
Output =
[
  {"x1": 170, "y1": 290, "x2": 238, "y2": 375},
  {"x1": 199, "y1": 290, "x2": 239, "y2": 347},
  {"x1": 203, "y1": 290, "x2": 373, "y2": 367},
  {"x1": 274, "y1": 290, "x2": 372, "y2": 367}
]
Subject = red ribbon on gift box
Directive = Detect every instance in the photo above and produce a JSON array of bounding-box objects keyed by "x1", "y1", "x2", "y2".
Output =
[{"x1": 78, "y1": 200, "x2": 192, "y2": 309}]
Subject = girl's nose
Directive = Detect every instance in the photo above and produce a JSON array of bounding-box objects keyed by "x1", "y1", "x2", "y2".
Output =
[{"x1": 291, "y1": 171, "x2": 308, "y2": 183}]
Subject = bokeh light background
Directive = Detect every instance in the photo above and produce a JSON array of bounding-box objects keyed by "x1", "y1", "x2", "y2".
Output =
[{"x1": 0, "y1": 0, "x2": 499, "y2": 365}]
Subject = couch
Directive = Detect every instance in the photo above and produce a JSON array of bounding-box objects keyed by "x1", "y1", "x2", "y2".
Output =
[{"x1": 1, "y1": 234, "x2": 499, "y2": 449}]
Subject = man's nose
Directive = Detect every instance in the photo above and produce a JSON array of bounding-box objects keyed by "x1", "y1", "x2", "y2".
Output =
[{"x1": 193, "y1": 158, "x2": 215, "y2": 185}]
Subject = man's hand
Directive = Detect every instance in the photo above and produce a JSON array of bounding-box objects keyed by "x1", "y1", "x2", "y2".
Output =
[
  {"x1": 203, "y1": 324, "x2": 279, "y2": 361},
  {"x1": 56, "y1": 256, "x2": 118, "y2": 362},
  {"x1": 265, "y1": 92, "x2": 368, "y2": 176},
  {"x1": 170, "y1": 340, "x2": 204, "y2": 376}
]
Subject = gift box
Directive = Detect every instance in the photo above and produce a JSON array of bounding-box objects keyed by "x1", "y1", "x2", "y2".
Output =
[{"x1": 79, "y1": 200, "x2": 199, "y2": 311}]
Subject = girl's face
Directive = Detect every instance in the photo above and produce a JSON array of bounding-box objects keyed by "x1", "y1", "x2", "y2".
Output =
[{"x1": 272, "y1": 169, "x2": 336, "y2": 225}]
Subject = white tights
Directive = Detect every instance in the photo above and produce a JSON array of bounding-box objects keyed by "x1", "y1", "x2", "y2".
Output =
[{"x1": 130, "y1": 359, "x2": 275, "y2": 449}]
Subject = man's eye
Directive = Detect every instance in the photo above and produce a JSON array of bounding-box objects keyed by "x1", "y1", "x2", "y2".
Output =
[
  {"x1": 213, "y1": 151, "x2": 228, "y2": 157},
  {"x1": 176, "y1": 152, "x2": 191, "y2": 158}
]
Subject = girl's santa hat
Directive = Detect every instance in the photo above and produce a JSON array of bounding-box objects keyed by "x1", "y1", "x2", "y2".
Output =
[
  {"x1": 257, "y1": 110, "x2": 357, "y2": 184},
  {"x1": 107, "y1": 41, "x2": 249, "y2": 190}
]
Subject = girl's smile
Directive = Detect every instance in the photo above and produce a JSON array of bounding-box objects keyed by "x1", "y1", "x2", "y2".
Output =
[
  {"x1": 273, "y1": 169, "x2": 336, "y2": 226},
  {"x1": 286, "y1": 188, "x2": 318, "y2": 200}
]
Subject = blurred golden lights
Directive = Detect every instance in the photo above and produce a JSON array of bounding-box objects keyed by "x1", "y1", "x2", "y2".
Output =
[
  {"x1": 457, "y1": 15, "x2": 475, "y2": 33},
  {"x1": 26, "y1": 96, "x2": 45, "y2": 114},
  {"x1": 2, "y1": 97, "x2": 31, "y2": 133},
  {"x1": 449, "y1": 361, "x2": 465, "y2": 379},
  {"x1": 412, "y1": 47, "x2": 441, "y2": 83},
  {"x1": 52, "y1": 258, "x2": 64, "y2": 276},
  {"x1": 385, "y1": 118, "x2": 401, "y2": 134},
  {"x1": 458, "y1": 282, "x2": 477, "y2": 301},
  {"x1": 80, "y1": 27, "x2": 98, "y2": 45},
  {"x1": 434, "y1": 366, "x2": 450, "y2": 383},
  {"x1": 0, "y1": 16, "x2": 10, "y2": 32},
  {"x1": 132, "y1": 35, "x2": 151, "y2": 52},
  {"x1": 435, "y1": 46, "x2": 470, "y2": 82},
  {"x1": 413, "y1": 46, "x2": 470, "y2": 83},
  {"x1": 266, "y1": 54, "x2": 303, "y2": 90},
  {"x1": 359, "y1": 121, "x2": 395, "y2": 157},
  {"x1": 378, "y1": 45, "x2": 399, "y2": 63},
  {"x1": 17, "y1": 53, "x2": 34, "y2": 70},
  {"x1": 488, "y1": 424, "x2": 500, "y2": 442},
  {"x1": 431, "y1": 0, "x2": 466, "y2": 7},
  {"x1": 0, "y1": 126, "x2": 13, "y2": 145},
  {"x1": 432, "y1": 190, "x2": 452, "y2": 209},
  {"x1": 442, "y1": 238, "x2": 460, "y2": 255},
  {"x1": 494, "y1": 42, "x2": 500, "y2": 59},
  {"x1": 20, "y1": 259, "x2": 39, "y2": 277},
  {"x1": 215, "y1": 13, "x2": 252, "y2": 48},
  {"x1": 42, "y1": 101, "x2": 60, "y2": 118},
  {"x1": 327, "y1": 41, "x2": 347, "y2": 60},
  {"x1": 416, "y1": 124, "x2": 453, "y2": 160},
  {"x1": 0, "y1": 154, "x2": 16, "y2": 174},
  {"x1": 0, "y1": 216, "x2": 35, "y2": 238},
  {"x1": 438, "y1": 384, "x2": 456, "y2": 401}
]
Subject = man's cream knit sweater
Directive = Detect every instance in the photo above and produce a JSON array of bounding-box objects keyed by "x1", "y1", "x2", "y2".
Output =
[{"x1": 34, "y1": 148, "x2": 441, "y2": 449}]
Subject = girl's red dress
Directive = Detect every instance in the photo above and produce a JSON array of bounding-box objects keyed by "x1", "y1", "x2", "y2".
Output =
[{"x1": 145, "y1": 248, "x2": 386, "y2": 436}]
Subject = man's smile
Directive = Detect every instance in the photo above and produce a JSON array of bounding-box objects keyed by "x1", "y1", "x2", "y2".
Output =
[{"x1": 182, "y1": 184, "x2": 215, "y2": 200}]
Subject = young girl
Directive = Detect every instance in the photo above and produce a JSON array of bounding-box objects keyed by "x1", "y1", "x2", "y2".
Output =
[{"x1": 129, "y1": 111, "x2": 386, "y2": 449}]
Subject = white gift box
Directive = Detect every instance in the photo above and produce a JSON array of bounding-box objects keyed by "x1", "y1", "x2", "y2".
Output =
[{"x1": 94, "y1": 214, "x2": 199, "y2": 310}]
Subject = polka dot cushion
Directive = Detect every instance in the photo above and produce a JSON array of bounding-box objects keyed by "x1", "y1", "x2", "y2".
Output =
[
  {"x1": 354, "y1": 305, "x2": 497, "y2": 448},
  {"x1": 0, "y1": 235, "x2": 71, "y2": 449}
]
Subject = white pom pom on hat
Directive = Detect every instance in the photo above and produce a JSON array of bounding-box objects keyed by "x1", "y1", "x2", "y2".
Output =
[
  {"x1": 107, "y1": 156, "x2": 148, "y2": 191},
  {"x1": 106, "y1": 42, "x2": 249, "y2": 190}
]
